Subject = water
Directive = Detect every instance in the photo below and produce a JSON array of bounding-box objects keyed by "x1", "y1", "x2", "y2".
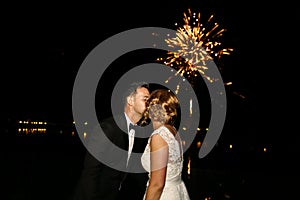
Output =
[{"x1": 1, "y1": 130, "x2": 297, "y2": 199}]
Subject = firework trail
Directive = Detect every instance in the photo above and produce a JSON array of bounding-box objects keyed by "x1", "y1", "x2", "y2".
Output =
[{"x1": 157, "y1": 8, "x2": 233, "y2": 92}]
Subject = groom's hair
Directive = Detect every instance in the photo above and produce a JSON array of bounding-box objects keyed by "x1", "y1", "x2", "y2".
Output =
[{"x1": 122, "y1": 81, "x2": 149, "y2": 106}]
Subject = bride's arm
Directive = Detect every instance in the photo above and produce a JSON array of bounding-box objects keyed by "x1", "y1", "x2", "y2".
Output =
[{"x1": 144, "y1": 134, "x2": 169, "y2": 200}]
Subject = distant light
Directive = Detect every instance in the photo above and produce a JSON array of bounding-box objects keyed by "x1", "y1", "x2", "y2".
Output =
[
  {"x1": 17, "y1": 119, "x2": 47, "y2": 134},
  {"x1": 189, "y1": 99, "x2": 192, "y2": 116},
  {"x1": 224, "y1": 82, "x2": 232, "y2": 85},
  {"x1": 187, "y1": 157, "x2": 191, "y2": 175},
  {"x1": 229, "y1": 144, "x2": 233, "y2": 149},
  {"x1": 233, "y1": 91, "x2": 246, "y2": 99}
]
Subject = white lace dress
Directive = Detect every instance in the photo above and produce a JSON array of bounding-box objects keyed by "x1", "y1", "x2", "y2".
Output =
[{"x1": 141, "y1": 126, "x2": 190, "y2": 200}]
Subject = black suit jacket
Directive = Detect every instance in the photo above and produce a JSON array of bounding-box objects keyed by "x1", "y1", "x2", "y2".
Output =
[
  {"x1": 72, "y1": 113, "x2": 151, "y2": 200},
  {"x1": 117, "y1": 120, "x2": 151, "y2": 200}
]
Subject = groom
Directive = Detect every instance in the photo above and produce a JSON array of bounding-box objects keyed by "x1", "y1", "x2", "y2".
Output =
[{"x1": 73, "y1": 82, "x2": 151, "y2": 200}]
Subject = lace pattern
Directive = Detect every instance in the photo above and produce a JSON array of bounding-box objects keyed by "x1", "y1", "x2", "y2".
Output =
[{"x1": 141, "y1": 126, "x2": 190, "y2": 199}]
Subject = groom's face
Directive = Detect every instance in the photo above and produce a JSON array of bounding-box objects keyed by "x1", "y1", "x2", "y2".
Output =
[{"x1": 132, "y1": 87, "x2": 150, "y2": 116}]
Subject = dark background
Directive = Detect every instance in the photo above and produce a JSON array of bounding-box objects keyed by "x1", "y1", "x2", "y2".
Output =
[
  {"x1": 1, "y1": 0, "x2": 299, "y2": 199},
  {"x1": 2, "y1": 0, "x2": 241, "y2": 121}
]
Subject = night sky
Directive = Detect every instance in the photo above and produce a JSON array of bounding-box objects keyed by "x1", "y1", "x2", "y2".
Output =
[
  {"x1": 2, "y1": 1, "x2": 299, "y2": 155},
  {"x1": 3, "y1": 1, "x2": 240, "y2": 118}
]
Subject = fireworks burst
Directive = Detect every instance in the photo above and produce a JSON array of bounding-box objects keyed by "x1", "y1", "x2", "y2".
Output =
[{"x1": 157, "y1": 8, "x2": 233, "y2": 89}]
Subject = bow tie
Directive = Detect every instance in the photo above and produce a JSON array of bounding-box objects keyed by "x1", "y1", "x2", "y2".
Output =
[{"x1": 129, "y1": 123, "x2": 136, "y2": 132}]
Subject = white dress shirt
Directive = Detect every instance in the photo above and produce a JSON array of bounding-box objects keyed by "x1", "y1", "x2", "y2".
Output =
[{"x1": 124, "y1": 113, "x2": 135, "y2": 166}]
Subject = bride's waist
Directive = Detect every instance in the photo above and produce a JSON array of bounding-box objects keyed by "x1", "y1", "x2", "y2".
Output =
[{"x1": 165, "y1": 175, "x2": 182, "y2": 187}]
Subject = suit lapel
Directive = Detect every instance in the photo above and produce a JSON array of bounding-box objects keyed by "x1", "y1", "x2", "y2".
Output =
[{"x1": 117, "y1": 114, "x2": 129, "y2": 151}]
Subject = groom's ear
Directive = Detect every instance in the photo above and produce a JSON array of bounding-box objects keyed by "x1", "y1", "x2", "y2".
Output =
[{"x1": 127, "y1": 95, "x2": 134, "y2": 106}]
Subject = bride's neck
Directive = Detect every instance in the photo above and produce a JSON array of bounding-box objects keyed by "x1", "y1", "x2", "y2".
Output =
[{"x1": 152, "y1": 121, "x2": 164, "y2": 130}]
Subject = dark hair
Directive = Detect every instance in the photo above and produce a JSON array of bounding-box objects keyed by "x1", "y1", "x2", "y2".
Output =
[{"x1": 122, "y1": 81, "x2": 149, "y2": 106}]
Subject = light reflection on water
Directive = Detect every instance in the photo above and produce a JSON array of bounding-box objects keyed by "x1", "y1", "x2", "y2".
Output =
[{"x1": 1, "y1": 128, "x2": 297, "y2": 199}]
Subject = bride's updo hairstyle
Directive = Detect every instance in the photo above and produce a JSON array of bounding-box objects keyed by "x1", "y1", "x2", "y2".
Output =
[{"x1": 142, "y1": 89, "x2": 180, "y2": 126}]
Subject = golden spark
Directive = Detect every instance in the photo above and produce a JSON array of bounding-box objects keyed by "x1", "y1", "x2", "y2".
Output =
[{"x1": 158, "y1": 8, "x2": 233, "y2": 84}]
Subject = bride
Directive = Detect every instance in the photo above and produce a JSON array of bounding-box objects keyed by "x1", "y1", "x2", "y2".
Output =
[{"x1": 141, "y1": 89, "x2": 190, "y2": 200}]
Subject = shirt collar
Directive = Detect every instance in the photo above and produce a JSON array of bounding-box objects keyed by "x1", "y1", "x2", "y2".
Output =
[{"x1": 124, "y1": 112, "x2": 135, "y2": 132}]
